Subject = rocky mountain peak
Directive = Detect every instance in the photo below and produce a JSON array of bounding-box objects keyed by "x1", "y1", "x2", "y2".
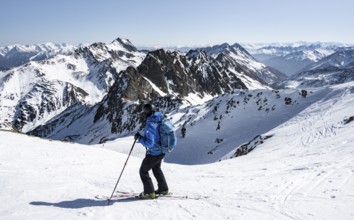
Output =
[
  {"x1": 185, "y1": 49, "x2": 209, "y2": 61},
  {"x1": 110, "y1": 37, "x2": 138, "y2": 52},
  {"x1": 231, "y1": 43, "x2": 253, "y2": 57}
]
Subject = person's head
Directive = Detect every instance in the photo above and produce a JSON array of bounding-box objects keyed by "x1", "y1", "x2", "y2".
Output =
[{"x1": 143, "y1": 103, "x2": 155, "y2": 117}]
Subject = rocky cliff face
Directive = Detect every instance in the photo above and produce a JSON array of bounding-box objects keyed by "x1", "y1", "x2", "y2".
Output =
[
  {"x1": 138, "y1": 49, "x2": 247, "y2": 97},
  {"x1": 13, "y1": 81, "x2": 89, "y2": 132},
  {"x1": 198, "y1": 43, "x2": 287, "y2": 88}
]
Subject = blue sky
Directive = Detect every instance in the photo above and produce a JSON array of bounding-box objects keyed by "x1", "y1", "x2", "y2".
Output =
[{"x1": 0, "y1": 0, "x2": 353, "y2": 46}]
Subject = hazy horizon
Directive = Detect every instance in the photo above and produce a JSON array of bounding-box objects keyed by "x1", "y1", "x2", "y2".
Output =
[{"x1": 1, "y1": 38, "x2": 353, "y2": 49}]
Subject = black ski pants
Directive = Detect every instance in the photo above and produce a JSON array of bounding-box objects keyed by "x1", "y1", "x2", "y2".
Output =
[{"x1": 139, "y1": 153, "x2": 168, "y2": 194}]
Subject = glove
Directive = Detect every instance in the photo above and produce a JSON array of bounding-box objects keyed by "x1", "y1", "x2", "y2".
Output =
[{"x1": 134, "y1": 132, "x2": 141, "y2": 140}]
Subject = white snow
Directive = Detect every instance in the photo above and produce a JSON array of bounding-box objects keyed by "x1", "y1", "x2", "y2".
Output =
[
  {"x1": 184, "y1": 92, "x2": 214, "y2": 105},
  {"x1": 1, "y1": 81, "x2": 354, "y2": 220},
  {"x1": 228, "y1": 68, "x2": 271, "y2": 90}
]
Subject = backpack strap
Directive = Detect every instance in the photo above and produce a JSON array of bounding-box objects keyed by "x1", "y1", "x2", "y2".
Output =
[{"x1": 157, "y1": 120, "x2": 163, "y2": 154}]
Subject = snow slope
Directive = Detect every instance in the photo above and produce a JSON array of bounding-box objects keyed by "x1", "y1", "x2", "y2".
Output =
[
  {"x1": 0, "y1": 82, "x2": 354, "y2": 220},
  {"x1": 1, "y1": 81, "x2": 354, "y2": 220},
  {"x1": 165, "y1": 86, "x2": 328, "y2": 164}
]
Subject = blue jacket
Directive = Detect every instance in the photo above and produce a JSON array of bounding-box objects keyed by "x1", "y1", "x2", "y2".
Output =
[{"x1": 138, "y1": 111, "x2": 164, "y2": 156}]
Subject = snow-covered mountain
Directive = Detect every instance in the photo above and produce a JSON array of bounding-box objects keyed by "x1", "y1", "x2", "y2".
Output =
[
  {"x1": 28, "y1": 48, "x2": 249, "y2": 143},
  {"x1": 28, "y1": 43, "x2": 289, "y2": 144},
  {"x1": 3, "y1": 39, "x2": 285, "y2": 137},
  {"x1": 242, "y1": 42, "x2": 353, "y2": 76},
  {"x1": 0, "y1": 38, "x2": 146, "y2": 132},
  {"x1": 196, "y1": 43, "x2": 287, "y2": 87},
  {"x1": 1, "y1": 81, "x2": 354, "y2": 219},
  {"x1": 0, "y1": 43, "x2": 76, "y2": 71},
  {"x1": 284, "y1": 50, "x2": 354, "y2": 88},
  {"x1": 242, "y1": 42, "x2": 351, "y2": 55},
  {"x1": 301, "y1": 49, "x2": 354, "y2": 71},
  {"x1": 141, "y1": 43, "x2": 287, "y2": 88}
]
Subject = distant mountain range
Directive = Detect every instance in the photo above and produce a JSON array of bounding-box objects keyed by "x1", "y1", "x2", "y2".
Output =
[
  {"x1": 283, "y1": 49, "x2": 354, "y2": 88},
  {"x1": 0, "y1": 43, "x2": 76, "y2": 71},
  {"x1": 242, "y1": 42, "x2": 354, "y2": 76}
]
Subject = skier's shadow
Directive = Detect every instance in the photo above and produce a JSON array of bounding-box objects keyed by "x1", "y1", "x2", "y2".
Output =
[{"x1": 30, "y1": 197, "x2": 137, "y2": 209}]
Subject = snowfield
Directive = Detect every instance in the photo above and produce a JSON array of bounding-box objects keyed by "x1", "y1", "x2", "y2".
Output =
[{"x1": 1, "y1": 83, "x2": 354, "y2": 219}]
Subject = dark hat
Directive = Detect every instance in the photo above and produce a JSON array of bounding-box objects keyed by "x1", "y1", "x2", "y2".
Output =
[{"x1": 143, "y1": 103, "x2": 154, "y2": 112}]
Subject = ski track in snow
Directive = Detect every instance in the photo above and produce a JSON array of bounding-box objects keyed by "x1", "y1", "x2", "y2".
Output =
[{"x1": 300, "y1": 86, "x2": 350, "y2": 147}]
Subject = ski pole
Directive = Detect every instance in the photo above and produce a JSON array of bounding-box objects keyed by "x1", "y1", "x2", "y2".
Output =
[{"x1": 107, "y1": 139, "x2": 137, "y2": 205}]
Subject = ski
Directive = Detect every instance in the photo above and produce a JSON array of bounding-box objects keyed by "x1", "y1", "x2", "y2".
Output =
[
  {"x1": 96, "y1": 191, "x2": 138, "y2": 199},
  {"x1": 96, "y1": 191, "x2": 207, "y2": 201},
  {"x1": 116, "y1": 190, "x2": 137, "y2": 196},
  {"x1": 96, "y1": 195, "x2": 156, "y2": 201},
  {"x1": 95, "y1": 194, "x2": 133, "y2": 200},
  {"x1": 157, "y1": 193, "x2": 208, "y2": 200}
]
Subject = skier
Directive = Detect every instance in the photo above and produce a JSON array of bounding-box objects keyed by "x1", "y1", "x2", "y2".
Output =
[
  {"x1": 134, "y1": 103, "x2": 169, "y2": 199},
  {"x1": 181, "y1": 126, "x2": 186, "y2": 138}
]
